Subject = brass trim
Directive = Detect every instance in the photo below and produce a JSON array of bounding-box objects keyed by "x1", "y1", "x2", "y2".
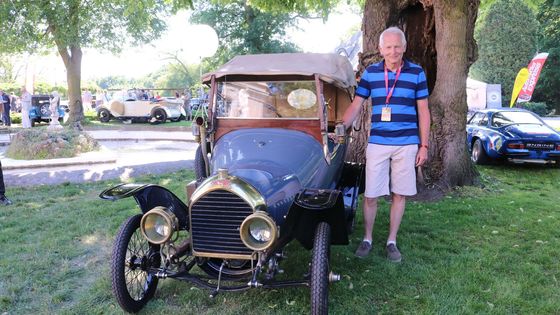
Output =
[
  {"x1": 239, "y1": 211, "x2": 278, "y2": 251},
  {"x1": 192, "y1": 250, "x2": 255, "y2": 260},
  {"x1": 189, "y1": 173, "x2": 266, "y2": 210},
  {"x1": 189, "y1": 173, "x2": 267, "y2": 257}
]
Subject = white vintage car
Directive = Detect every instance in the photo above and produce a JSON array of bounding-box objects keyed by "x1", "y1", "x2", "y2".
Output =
[{"x1": 97, "y1": 90, "x2": 186, "y2": 124}]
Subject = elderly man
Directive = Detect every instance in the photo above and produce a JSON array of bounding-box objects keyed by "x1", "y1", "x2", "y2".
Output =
[{"x1": 342, "y1": 27, "x2": 431, "y2": 262}]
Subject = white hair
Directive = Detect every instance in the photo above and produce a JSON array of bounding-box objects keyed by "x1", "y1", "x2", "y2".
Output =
[{"x1": 379, "y1": 27, "x2": 407, "y2": 48}]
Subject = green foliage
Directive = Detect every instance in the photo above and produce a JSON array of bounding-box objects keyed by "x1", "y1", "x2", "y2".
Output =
[
  {"x1": 532, "y1": 0, "x2": 560, "y2": 113},
  {"x1": 470, "y1": 0, "x2": 539, "y2": 105},
  {"x1": 518, "y1": 101, "x2": 549, "y2": 116},
  {"x1": 6, "y1": 128, "x2": 99, "y2": 160},
  {"x1": 9, "y1": 112, "x2": 22, "y2": 124},
  {"x1": 0, "y1": 1, "x2": 192, "y2": 54},
  {"x1": 190, "y1": 0, "x2": 300, "y2": 69},
  {"x1": 0, "y1": 82, "x2": 67, "y2": 97}
]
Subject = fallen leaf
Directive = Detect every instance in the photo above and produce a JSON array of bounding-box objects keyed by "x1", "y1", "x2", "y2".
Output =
[
  {"x1": 286, "y1": 299, "x2": 296, "y2": 306},
  {"x1": 492, "y1": 230, "x2": 499, "y2": 234},
  {"x1": 349, "y1": 282, "x2": 354, "y2": 290},
  {"x1": 268, "y1": 304, "x2": 278, "y2": 309},
  {"x1": 536, "y1": 240, "x2": 544, "y2": 244}
]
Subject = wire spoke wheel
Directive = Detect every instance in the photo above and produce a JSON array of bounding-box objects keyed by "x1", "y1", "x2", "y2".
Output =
[{"x1": 111, "y1": 214, "x2": 160, "y2": 313}]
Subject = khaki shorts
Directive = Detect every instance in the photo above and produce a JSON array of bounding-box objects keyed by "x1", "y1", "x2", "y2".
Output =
[{"x1": 364, "y1": 144, "x2": 418, "y2": 198}]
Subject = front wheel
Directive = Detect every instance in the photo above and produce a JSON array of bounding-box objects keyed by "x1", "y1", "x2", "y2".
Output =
[
  {"x1": 310, "y1": 222, "x2": 331, "y2": 315},
  {"x1": 111, "y1": 214, "x2": 160, "y2": 313},
  {"x1": 98, "y1": 108, "x2": 112, "y2": 123}
]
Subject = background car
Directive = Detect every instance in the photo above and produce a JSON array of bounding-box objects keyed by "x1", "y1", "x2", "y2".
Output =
[
  {"x1": 96, "y1": 89, "x2": 185, "y2": 124},
  {"x1": 466, "y1": 108, "x2": 560, "y2": 165},
  {"x1": 29, "y1": 94, "x2": 65, "y2": 127}
]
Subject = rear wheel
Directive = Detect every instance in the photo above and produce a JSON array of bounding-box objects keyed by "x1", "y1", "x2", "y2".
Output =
[
  {"x1": 471, "y1": 139, "x2": 489, "y2": 165},
  {"x1": 111, "y1": 214, "x2": 160, "y2": 313},
  {"x1": 151, "y1": 108, "x2": 167, "y2": 124},
  {"x1": 310, "y1": 222, "x2": 331, "y2": 315},
  {"x1": 98, "y1": 108, "x2": 112, "y2": 123}
]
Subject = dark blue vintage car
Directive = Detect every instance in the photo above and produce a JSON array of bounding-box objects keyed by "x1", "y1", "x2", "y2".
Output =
[
  {"x1": 100, "y1": 53, "x2": 364, "y2": 314},
  {"x1": 466, "y1": 108, "x2": 560, "y2": 165}
]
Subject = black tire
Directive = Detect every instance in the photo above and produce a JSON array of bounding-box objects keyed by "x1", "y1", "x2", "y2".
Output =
[
  {"x1": 98, "y1": 108, "x2": 112, "y2": 123},
  {"x1": 194, "y1": 145, "x2": 208, "y2": 182},
  {"x1": 151, "y1": 108, "x2": 167, "y2": 124},
  {"x1": 170, "y1": 116, "x2": 181, "y2": 122},
  {"x1": 471, "y1": 139, "x2": 489, "y2": 165},
  {"x1": 311, "y1": 222, "x2": 331, "y2": 315},
  {"x1": 31, "y1": 119, "x2": 36, "y2": 127},
  {"x1": 111, "y1": 214, "x2": 160, "y2": 313}
]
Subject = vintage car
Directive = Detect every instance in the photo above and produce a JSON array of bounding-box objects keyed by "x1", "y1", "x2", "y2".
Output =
[
  {"x1": 29, "y1": 94, "x2": 66, "y2": 127},
  {"x1": 467, "y1": 108, "x2": 560, "y2": 165},
  {"x1": 100, "y1": 53, "x2": 364, "y2": 314},
  {"x1": 97, "y1": 90, "x2": 186, "y2": 123}
]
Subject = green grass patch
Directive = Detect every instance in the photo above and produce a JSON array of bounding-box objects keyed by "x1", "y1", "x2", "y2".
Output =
[
  {"x1": 0, "y1": 165, "x2": 559, "y2": 314},
  {"x1": 6, "y1": 128, "x2": 99, "y2": 160}
]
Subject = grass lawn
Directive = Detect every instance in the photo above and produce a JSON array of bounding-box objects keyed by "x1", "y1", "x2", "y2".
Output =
[{"x1": 1, "y1": 165, "x2": 559, "y2": 314}]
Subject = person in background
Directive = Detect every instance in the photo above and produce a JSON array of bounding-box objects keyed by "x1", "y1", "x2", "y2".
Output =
[
  {"x1": 20, "y1": 86, "x2": 32, "y2": 128},
  {"x1": 342, "y1": 26, "x2": 430, "y2": 262},
  {"x1": 10, "y1": 93, "x2": 19, "y2": 112},
  {"x1": 0, "y1": 90, "x2": 11, "y2": 126},
  {"x1": 0, "y1": 161, "x2": 12, "y2": 206},
  {"x1": 95, "y1": 90, "x2": 103, "y2": 108},
  {"x1": 82, "y1": 88, "x2": 93, "y2": 111}
]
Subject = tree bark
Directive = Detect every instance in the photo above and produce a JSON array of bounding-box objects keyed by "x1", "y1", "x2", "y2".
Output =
[
  {"x1": 351, "y1": 0, "x2": 480, "y2": 197},
  {"x1": 57, "y1": 44, "x2": 84, "y2": 128}
]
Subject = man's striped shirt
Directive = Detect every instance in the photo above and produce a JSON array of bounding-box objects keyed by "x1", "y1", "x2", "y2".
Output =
[{"x1": 355, "y1": 59, "x2": 429, "y2": 145}]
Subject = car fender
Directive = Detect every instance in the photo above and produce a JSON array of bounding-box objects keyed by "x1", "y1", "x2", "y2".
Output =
[
  {"x1": 281, "y1": 188, "x2": 348, "y2": 250},
  {"x1": 99, "y1": 183, "x2": 189, "y2": 229}
]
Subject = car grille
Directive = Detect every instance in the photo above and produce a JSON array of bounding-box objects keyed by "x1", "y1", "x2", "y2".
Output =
[
  {"x1": 190, "y1": 190, "x2": 253, "y2": 256},
  {"x1": 525, "y1": 142, "x2": 555, "y2": 150}
]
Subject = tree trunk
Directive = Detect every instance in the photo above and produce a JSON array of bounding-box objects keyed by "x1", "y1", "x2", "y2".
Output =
[
  {"x1": 57, "y1": 44, "x2": 84, "y2": 128},
  {"x1": 351, "y1": 0, "x2": 480, "y2": 197}
]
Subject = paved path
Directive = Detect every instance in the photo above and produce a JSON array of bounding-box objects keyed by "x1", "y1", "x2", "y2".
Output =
[{"x1": 1, "y1": 129, "x2": 198, "y2": 187}]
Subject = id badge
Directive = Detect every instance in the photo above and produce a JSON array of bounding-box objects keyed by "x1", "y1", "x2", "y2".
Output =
[{"x1": 381, "y1": 106, "x2": 391, "y2": 122}]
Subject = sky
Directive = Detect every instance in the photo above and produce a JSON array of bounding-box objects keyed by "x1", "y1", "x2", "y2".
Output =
[{"x1": 27, "y1": 6, "x2": 362, "y2": 84}]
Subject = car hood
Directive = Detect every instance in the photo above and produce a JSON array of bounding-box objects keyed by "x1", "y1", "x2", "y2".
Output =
[{"x1": 501, "y1": 124, "x2": 560, "y2": 140}]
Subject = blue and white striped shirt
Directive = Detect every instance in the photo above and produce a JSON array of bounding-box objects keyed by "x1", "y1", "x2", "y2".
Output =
[{"x1": 355, "y1": 59, "x2": 429, "y2": 145}]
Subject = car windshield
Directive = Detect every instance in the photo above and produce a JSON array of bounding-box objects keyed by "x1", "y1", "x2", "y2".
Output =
[
  {"x1": 215, "y1": 81, "x2": 318, "y2": 119},
  {"x1": 491, "y1": 111, "x2": 542, "y2": 127}
]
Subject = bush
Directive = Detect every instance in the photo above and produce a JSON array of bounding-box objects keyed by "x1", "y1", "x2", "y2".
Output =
[
  {"x1": 9, "y1": 112, "x2": 22, "y2": 124},
  {"x1": 6, "y1": 128, "x2": 100, "y2": 160},
  {"x1": 518, "y1": 102, "x2": 549, "y2": 116}
]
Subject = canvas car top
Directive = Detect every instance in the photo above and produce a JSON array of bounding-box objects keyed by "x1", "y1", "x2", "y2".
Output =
[{"x1": 202, "y1": 53, "x2": 357, "y2": 91}]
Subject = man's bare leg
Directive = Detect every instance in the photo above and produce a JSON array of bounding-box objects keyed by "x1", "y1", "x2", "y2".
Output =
[{"x1": 362, "y1": 197, "x2": 378, "y2": 242}]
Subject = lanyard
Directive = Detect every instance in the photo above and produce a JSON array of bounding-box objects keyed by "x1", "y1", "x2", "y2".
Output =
[{"x1": 384, "y1": 62, "x2": 402, "y2": 106}]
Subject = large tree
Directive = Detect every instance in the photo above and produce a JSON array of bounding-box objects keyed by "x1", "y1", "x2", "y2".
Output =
[
  {"x1": 346, "y1": 0, "x2": 480, "y2": 194},
  {"x1": 469, "y1": 0, "x2": 539, "y2": 105},
  {"x1": 0, "y1": 0, "x2": 192, "y2": 127}
]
